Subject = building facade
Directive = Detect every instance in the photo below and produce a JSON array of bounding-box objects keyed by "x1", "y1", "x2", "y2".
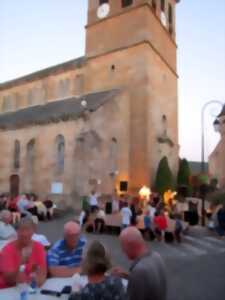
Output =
[
  {"x1": 0, "y1": 0, "x2": 180, "y2": 208},
  {"x1": 209, "y1": 105, "x2": 225, "y2": 189}
]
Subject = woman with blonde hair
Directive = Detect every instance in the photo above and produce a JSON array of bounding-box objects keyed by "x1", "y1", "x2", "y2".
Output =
[{"x1": 69, "y1": 240, "x2": 126, "y2": 300}]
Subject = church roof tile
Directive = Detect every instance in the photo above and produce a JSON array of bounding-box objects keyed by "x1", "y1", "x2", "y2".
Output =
[{"x1": 0, "y1": 89, "x2": 119, "y2": 130}]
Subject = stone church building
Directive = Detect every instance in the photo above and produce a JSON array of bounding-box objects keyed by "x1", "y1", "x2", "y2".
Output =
[{"x1": 0, "y1": 0, "x2": 180, "y2": 208}]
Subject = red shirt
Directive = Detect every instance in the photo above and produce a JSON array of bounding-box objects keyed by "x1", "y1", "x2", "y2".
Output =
[
  {"x1": 154, "y1": 215, "x2": 168, "y2": 230},
  {"x1": 0, "y1": 240, "x2": 46, "y2": 289},
  {"x1": 8, "y1": 196, "x2": 19, "y2": 211}
]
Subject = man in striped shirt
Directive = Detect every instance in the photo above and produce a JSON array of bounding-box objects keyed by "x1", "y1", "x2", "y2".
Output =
[{"x1": 47, "y1": 221, "x2": 86, "y2": 277}]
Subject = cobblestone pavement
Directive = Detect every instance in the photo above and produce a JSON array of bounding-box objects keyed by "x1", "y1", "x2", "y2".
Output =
[{"x1": 38, "y1": 212, "x2": 225, "y2": 300}]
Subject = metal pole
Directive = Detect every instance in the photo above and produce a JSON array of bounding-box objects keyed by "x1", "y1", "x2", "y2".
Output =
[
  {"x1": 200, "y1": 100, "x2": 223, "y2": 226},
  {"x1": 201, "y1": 100, "x2": 223, "y2": 174}
]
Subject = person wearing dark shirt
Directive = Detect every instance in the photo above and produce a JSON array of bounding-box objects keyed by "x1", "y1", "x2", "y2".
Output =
[
  {"x1": 69, "y1": 240, "x2": 126, "y2": 300},
  {"x1": 119, "y1": 227, "x2": 167, "y2": 300}
]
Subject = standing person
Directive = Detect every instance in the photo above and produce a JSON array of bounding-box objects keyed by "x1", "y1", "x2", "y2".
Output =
[
  {"x1": 119, "y1": 227, "x2": 167, "y2": 300},
  {"x1": 95, "y1": 208, "x2": 106, "y2": 233},
  {"x1": 143, "y1": 210, "x2": 154, "y2": 241},
  {"x1": 216, "y1": 204, "x2": 225, "y2": 238},
  {"x1": 47, "y1": 221, "x2": 86, "y2": 277},
  {"x1": 120, "y1": 202, "x2": 132, "y2": 229},
  {"x1": 0, "y1": 217, "x2": 47, "y2": 289},
  {"x1": 130, "y1": 198, "x2": 138, "y2": 225},
  {"x1": 148, "y1": 202, "x2": 156, "y2": 220},
  {"x1": 69, "y1": 240, "x2": 126, "y2": 300},
  {"x1": 174, "y1": 214, "x2": 183, "y2": 243},
  {"x1": 89, "y1": 191, "x2": 99, "y2": 213},
  {"x1": 154, "y1": 211, "x2": 168, "y2": 241}
]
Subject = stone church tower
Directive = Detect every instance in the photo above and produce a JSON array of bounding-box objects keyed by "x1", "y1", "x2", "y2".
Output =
[
  {"x1": 0, "y1": 0, "x2": 180, "y2": 207},
  {"x1": 85, "y1": 0, "x2": 180, "y2": 189}
]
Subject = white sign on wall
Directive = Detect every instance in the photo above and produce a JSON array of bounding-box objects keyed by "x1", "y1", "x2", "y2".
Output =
[{"x1": 51, "y1": 182, "x2": 63, "y2": 194}]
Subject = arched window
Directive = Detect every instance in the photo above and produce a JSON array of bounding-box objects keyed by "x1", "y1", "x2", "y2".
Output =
[
  {"x1": 57, "y1": 79, "x2": 70, "y2": 98},
  {"x1": 110, "y1": 138, "x2": 118, "y2": 172},
  {"x1": 55, "y1": 135, "x2": 65, "y2": 174},
  {"x1": 14, "y1": 140, "x2": 20, "y2": 169},
  {"x1": 2, "y1": 95, "x2": 13, "y2": 112},
  {"x1": 27, "y1": 139, "x2": 35, "y2": 176}
]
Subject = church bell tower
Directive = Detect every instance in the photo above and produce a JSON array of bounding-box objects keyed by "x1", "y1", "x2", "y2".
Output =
[{"x1": 85, "y1": 0, "x2": 180, "y2": 192}]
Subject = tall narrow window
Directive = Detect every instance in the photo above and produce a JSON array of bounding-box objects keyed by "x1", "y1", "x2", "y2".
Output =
[
  {"x1": 122, "y1": 0, "x2": 133, "y2": 8},
  {"x1": 27, "y1": 139, "x2": 35, "y2": 176},
  {"x1": 152, "y1": 0, "x2": 157, "y2": 13},
  {"x1": 161, "y1": 0, "x2": 165, "y2": 11},
  {"x1": 168, "y1": 4, "x2": 173, "y2": 34},
  {"x1": 57, "y1": 79, "x2": 70, "y2": 99},
  {"x1": 55, "y1": 135, "x2": 65, "y2": 174},
  {"x1": 14, "y1": 140, "x2": 20, "y2": 169}
]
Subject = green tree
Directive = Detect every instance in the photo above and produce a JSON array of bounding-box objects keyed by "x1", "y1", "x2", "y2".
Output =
[
  {"x1": 155, "y1": 156, "x2": 174, "y2": 195},
  {"x1": 177, "y1": 158, "x2": 191, "y2": 186}
]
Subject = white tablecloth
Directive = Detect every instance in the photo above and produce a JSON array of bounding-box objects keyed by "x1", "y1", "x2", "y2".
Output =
[
  {"x1": 0, "y1": 278, "x2": 72, "y2": 300},
  {"x1": 0, "y1": 277, "x2": 128, "y2": 299}
]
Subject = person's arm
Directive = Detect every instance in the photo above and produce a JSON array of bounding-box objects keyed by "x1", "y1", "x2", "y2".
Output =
[
  {"x1": 48, "y1": 266, "x2": 81, "y2": 278},
  {"x1": 34, "y1": 244, "x2": 47, "y2": 286},
  {"x1": 110, "y1": 266, "x2": 129, "y2": 279},
  {"x1": 0, "y1": 245, "x2": 19, "y2": 286}
]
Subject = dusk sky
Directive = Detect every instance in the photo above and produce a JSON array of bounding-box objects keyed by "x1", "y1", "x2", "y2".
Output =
[{"x1": 0, "y1": 0, "x2": 224, "y2": 162}]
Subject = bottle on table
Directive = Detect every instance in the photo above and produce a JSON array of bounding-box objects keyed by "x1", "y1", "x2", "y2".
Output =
[
  {"x1": 29, "y1": 264, "x2": 38, "y2": 294},
  {"x1": 18, "y1": 264, "x2": 29, "y2": 300}
]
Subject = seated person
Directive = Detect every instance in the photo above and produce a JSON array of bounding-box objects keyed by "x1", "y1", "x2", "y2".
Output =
[
  {"x1": 0, "y1": 217, "x2": 47, "y2": 289},
  {"x1": 31, "y1": 218, "x2": 51, "y2": 249},
  {"x1": 69, "y1": 240, "x2": 126, "y2": 300},
  {"x1": 0, "y1": 210, "x2": 17, "y2": 240},
  {"x1": 17, "y1": 194, "x2": 35, "y2": 217},
  {"x1": 43, "y1": 199, "x2": 55, "y2": 220},
  {"x1": 47, "y1": 221, "x2": 86, "y2": 277}
]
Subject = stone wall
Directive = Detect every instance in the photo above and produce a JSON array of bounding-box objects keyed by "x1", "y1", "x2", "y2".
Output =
[{"x1": 0, "y1": 91, "x2": 130, "y2": 208}]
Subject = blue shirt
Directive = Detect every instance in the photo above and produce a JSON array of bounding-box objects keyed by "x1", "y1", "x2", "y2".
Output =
[
  {"x1": 144, "y1": 216, "x2": 151, "y2": 229},
  {"x1": 47, "y1": 237, "x2": 86, "y2": 268}
]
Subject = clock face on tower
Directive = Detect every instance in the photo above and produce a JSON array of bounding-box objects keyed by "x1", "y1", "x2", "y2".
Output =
[{"x1": 97, "y1": 3, "x2": 110, "y2": 19}]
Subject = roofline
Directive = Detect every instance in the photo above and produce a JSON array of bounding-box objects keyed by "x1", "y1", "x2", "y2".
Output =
[{"x1": 0, "y1": 56, "x2": 86, "y2": 91}]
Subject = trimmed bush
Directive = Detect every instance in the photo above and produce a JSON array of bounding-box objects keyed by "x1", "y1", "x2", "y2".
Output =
[
  {"x1": 177, "y1": 158, "x2": 191, "y2": 186},
  {"x1": 155, "y1": 156, "x2": 174, "y2": 195}
]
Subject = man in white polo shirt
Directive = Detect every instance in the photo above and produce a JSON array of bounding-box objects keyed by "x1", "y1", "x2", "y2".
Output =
[
  {"x1": 121, "y1": 202, "x2": 132, "y2": 229},
  {"x1": 89, "y1": 190, "x2": 99, "y2": 213}
]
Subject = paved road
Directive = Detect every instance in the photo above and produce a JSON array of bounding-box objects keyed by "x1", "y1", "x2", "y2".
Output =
[{"x1": 38, "y1": 213, "x2": 225, "y2": 300}]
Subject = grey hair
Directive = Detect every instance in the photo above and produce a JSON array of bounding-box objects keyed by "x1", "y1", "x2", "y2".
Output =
[
  {"x1": 0, "y1": 210, "x2": 11, "y2": 221},
  {"x1": 15, "y1": 216, "x2": 35, "y2": 230}
]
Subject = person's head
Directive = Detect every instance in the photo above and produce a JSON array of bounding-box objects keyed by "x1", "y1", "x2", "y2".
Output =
[
  {"x1": 82, "y1": 241, "x2": 111, "y2": 276},
  {"x1": 0, "y1": 210, "x2": 12, "y2": 224},
  {"x1": 64, "y1": 221, "x2": 81, "y2": 250},
  {"x1": 119, "y1": 227, "x2": 147, "y2": 260},
  {"x1": 124, "y1": 202, "x2": 128, "y2": 207},
  {"x1": 16, "y1": 217, "x2": 35, "y2": 247}
]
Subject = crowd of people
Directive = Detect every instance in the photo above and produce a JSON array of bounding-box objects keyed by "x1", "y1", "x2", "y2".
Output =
[
  {"x1": 79, "y1": 190, "x2": 185, "y2": 243},
  {"x1": 0, "y1": 216, "x2": 167, "y2": 300},
  {"x1": 0, "y1": 193, "x2": 55, "y2": 223}
]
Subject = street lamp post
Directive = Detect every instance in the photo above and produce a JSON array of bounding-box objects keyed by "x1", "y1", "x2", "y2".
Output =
[
  {"x1": 200, "y1": 100, "x2": 223, "y2": 226},
  {"x1": 201, "y1": 100, "x2": 223, "y2": 174}
]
